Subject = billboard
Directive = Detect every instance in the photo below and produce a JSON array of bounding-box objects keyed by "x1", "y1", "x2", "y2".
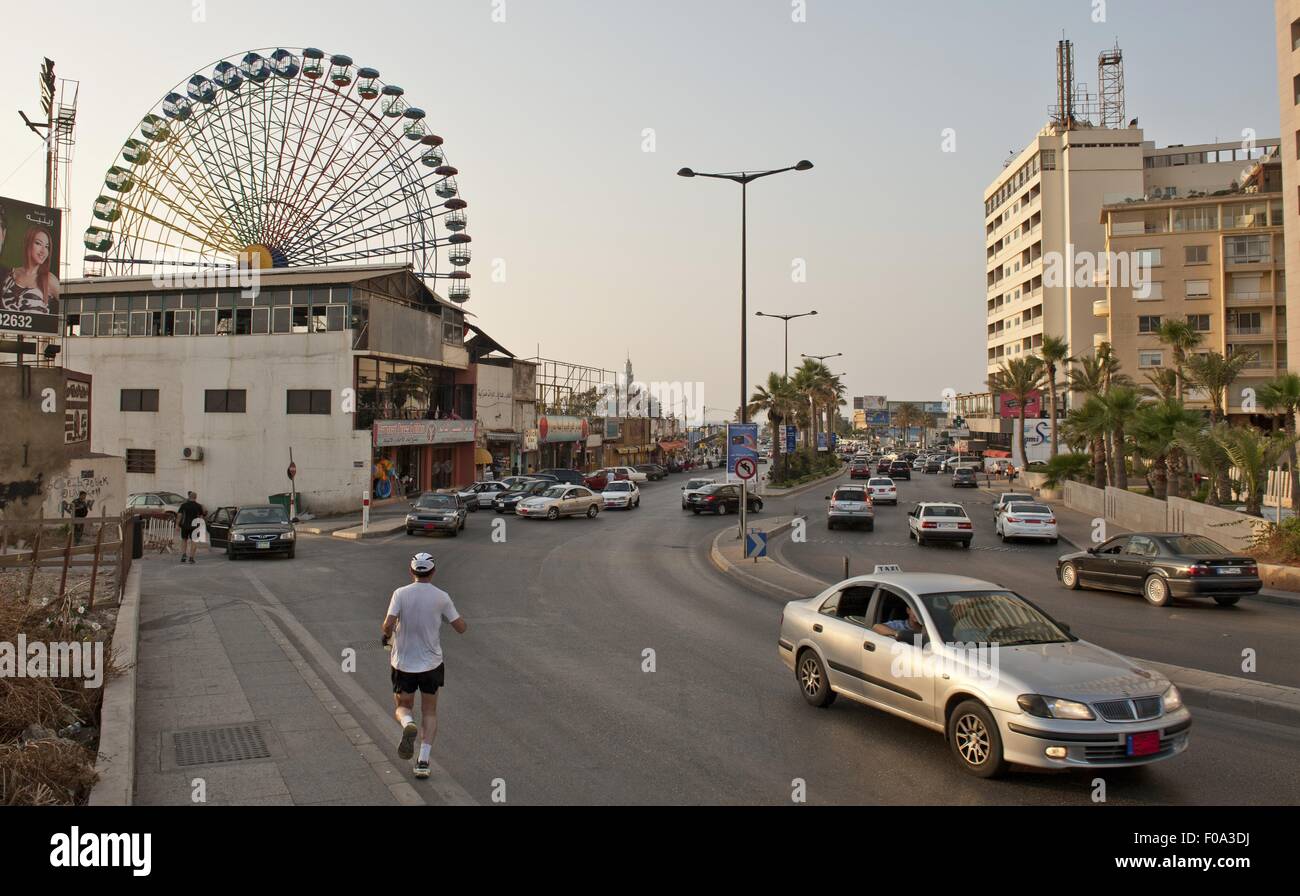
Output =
[
  {"x1": 867, "y1": 410, "x2": 890, "y2": 426},
  {"x1": 538, "y1": 415, "x2": 589, "y2": 443},
  {"x1": 726, "y1": 422, "x2": 759, "y2": 477},
  {"x1": 860, "y1": 395, "x2": 887, "y2": 412},
  {"x1": 0, "y1": 196, "x2": 62, "y2": 336},
  {"x1": 999, "y1": 391, "x2": 1042, "y2": 419}
]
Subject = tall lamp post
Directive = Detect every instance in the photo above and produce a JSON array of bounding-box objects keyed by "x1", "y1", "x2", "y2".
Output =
[
  {"x1": 756, "y1": 310, "x2": 817, "y2": 379},
  {"x1": 677, "y1": 161, "x2": 814, "y2": 424}
]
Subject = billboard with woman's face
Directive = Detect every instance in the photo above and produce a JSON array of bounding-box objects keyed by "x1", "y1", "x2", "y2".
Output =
[{"x1": 0, "y1": 196, "x2": 62, "y2": 335}]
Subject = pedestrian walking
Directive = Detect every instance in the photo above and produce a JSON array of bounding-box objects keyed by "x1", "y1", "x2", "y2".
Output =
[
  {"x1": 72, "y1": 491, "x2": 90, "y2": 544},
  {"x1": 177, "y1": 491, "x2": 205, "y2": 563},
  {"x1": 381, "y1": 552, "x2": 467, "y2": 779}
]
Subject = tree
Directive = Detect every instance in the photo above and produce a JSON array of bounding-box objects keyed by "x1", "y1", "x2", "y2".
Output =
[
  {"x1": 1100, "y1": 386, "x2": 1141, "y2": 490},
  {"x1": 1259, "y1": 372, "x2": 1300, "y2": 512},
  {"x1": 1175, "y1": 423, "x2": 1230, "y2": 506},
  {"x1": 1131, "y1": 399, "x2": 1202, "y2": 499},
  {"x1": 1214, "y1": 424, "x2": 1298, "y2": 516},
  {"x1": 988, "y1": 356, "x2": 1045, "y2": 471},
  {"x1": 1141, "y1": 368, "x2": 1180, "y2": 403},
  {"x1": 1185, "y1": 350, "x2": 1252, "y2": 424},
  {"x1": 893, "y1": 402, "x2": 922, "y2": 446},
  {"x1": 1156, "y1": 319, "x2": 1203, "y2": 401},
  {"x1": 1064, "y1": 396, "x2": 1110, "y2": 488},
  {"x1": 1042, "y1": 452, "x2": 1092, "y2": 490},
  {"x1": 747, "y1": 373, "x2": 798, "y2": 481},
  {"x1": 1038, "y1": 335, "x2": 1071, "y2": 458}
]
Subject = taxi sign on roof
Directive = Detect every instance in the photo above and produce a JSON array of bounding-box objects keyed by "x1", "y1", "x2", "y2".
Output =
[{"x1": 873, "y1": 564, "x2": 902, "y2": 574}]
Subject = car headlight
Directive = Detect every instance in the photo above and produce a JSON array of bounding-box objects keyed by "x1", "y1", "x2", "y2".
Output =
[
  {"x1": 1017, "y1": 694, "x2": 1096, "y2": 720},
  {"x1": 280, "y1": 531, "x2": 294, "y2": 540},
  {"x1": 232, "y1": 533, "x2": 246, "y2": 542},
  {"x1": 1162, "y1": 685, "x2": 1183, "y2": 713},
  {"x1": 406, "y1": 514, "x2": 417, "y2": 522}
]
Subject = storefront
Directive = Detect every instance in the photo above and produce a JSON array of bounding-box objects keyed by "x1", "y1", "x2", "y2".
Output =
[
  {"x1": 537, "y1": 415, "x2": 588, "y2": 471},
  {"x1": 372, "y1": 419, "x2": 477, "y2": 501},
  {"x1": 482, "y1": 431, "x2": 522, "y2": 476}
]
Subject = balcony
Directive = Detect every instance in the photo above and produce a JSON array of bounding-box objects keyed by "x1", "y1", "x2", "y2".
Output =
[
  {"x1": 1226, "y1": 291, "x2": 1282, "y2": 307},
  {"x1": 1224, "y1": 253, "x2": 1273, "y2": 268},
  {"x1": 1093, "y1": 299, "x2": 1109, "y2": 318},
  {"x1": 1225, "y1": 326, "x2": 1273, "y2": 342}
]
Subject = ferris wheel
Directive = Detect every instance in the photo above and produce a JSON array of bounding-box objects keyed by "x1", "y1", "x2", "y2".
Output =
[{"x1": 83, "y1": 47, "x2": 471, "y2": 302}]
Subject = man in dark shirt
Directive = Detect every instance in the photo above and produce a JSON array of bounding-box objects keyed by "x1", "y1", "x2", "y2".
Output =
[
  {"x1": 177, "y1": 491, "x2": 205, "y2": 564},
  {"x1": 72, "y1": 491, "x2": 90, "y2": 544}
]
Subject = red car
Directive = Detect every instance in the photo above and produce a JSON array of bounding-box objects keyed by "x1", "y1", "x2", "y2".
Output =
[
  {"x1": 850, "y1": 461, "x2": 871, "y2": 479},
  {"x1": 582, "y1": 468, "x2": 629, "y2": 491}
]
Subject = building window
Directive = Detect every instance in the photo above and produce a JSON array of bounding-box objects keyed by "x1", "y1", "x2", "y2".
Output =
[
  {"x1": 1186, "y1": 314, "x2": 1211, "y2": 332},
  {"x1": 1040, "y1": 150, "x2": 1056, "y2": 170},
  {"x1": 1136, "y1": 248, "x2": 1162, "y2": 268},
  {"x1": 1138, "y1": 351, "x2": 1163, "y2": 368},
  {"x1": 204, "y1": 389, "x2": 247, "y2": 413},
  {"x1": 286, "y1": 389, "x2": 331, "y2": 415},
  {"x1": 120, "y1": 389, "x2": 160, "y2": 412},
  {"x1": 1138, "y1": 281, "x2": 1164, "y2": 301},
  {"x1": 1185, "y1": 279, "x2": 1211, "y2": 299},
  {"x1": 1138, "y1": 315, "x2": 1162, "y2": 334},
  {"x1": 1185, "y1": 245, "x2": 1209, "y2": 265},
  {"x1": 126, "y1": 449, "x2": 156, "y2": 474}
]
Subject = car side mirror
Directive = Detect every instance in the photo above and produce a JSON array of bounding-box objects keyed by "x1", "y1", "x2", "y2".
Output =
[
  {"x1": 1059, "y1": 622, "x2": 1072, "y2": 635},
  {"x1": 1087, "y1": 547, "x2": 1098, "y2": 555}
]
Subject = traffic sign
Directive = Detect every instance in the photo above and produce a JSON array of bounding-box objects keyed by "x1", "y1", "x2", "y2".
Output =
[
  {"x1": 287, "y1": 462, "x2": 297, "y2": 480},
  {"x1": 735, "y1": 457, "x2": 757, "y2": 481},
  {"x1": 745, "y1": 529, "x2": 768, "y2": 559}
]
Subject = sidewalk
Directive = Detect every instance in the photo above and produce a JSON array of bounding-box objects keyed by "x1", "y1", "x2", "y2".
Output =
[{"x1": 133, "y1": 564, "x2": 424, "y2": 806}]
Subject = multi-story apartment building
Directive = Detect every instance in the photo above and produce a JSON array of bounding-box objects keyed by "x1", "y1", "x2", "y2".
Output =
[
  {"x1": 1099, "y1": 151, "x2": 1286, "y2": 419},
  {"x1": 983, "y1": 126, "x2": 1277, "y2": 398},
  {"x1": 1277, "y1": 0, "x2": 1300, "y2": 375}
]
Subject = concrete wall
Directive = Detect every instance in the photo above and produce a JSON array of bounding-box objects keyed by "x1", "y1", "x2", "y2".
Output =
[
  {"x1": 0, "y1": 367, "x2": 75, "y2": 518},
  {"x1": 1167, "y1": 497, "x2": 1268, "y2": 553},
  {"x1": 365, "y1": 297, "x2": 444, "y2": 362},
  {"x1": 43, "y1": 454, "x2": 127, "y2": 520},
  {"x1": 61, "y1": 331, "x2": 371, "y2": 514},
  {"x1": 1064, "y1": 481, "x2": 1105, "y2": 517},
  {"x1": 1064, "y1": 480, "x2": 1266, "y2": 553},
  {"x1": 1104, "y1": 486, "x2": 1170, "y2": 531},
  {"x1": 476, "y1": 363, "x2": 514, "y2": 434}
]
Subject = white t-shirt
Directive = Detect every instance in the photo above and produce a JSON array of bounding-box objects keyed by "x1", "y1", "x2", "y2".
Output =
[{"x1": 386, "y1": 582, "x2": 460, "y2": 673}]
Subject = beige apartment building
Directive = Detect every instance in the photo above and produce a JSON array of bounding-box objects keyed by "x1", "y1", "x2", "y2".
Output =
[
  {"x1": 1277, "y1": 0, "x2": 1300, "y2": 374},
  {"x1": 983, "y1": 127, "x2": 1277, "y2": 398},
  {"x1": 1099, "y1": 152, "x2": 1286, "y2": 418}
]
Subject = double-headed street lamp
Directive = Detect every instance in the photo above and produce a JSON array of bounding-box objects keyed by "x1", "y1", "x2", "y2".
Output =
[
  {"x1": 755, "y1": 310, "x2": 817, "y2": 379},
  {"x1": 677, "y1": 160, "x2": 814, "y2": 423}
]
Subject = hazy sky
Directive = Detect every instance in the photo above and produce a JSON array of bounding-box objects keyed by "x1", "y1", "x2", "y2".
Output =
[{"x1": 0, "y1": 0, "x2": 1280, "y2": 421}]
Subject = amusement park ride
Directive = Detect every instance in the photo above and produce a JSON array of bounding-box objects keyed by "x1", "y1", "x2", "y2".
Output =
[{"x1": 81, "y1": 48, "x2": 471, "y2": 302}]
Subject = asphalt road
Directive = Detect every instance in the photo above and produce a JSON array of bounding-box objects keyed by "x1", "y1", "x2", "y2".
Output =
[
  {"x1": 146, "y1": 468, "x2": 1300, "y2": 804},
  {"x1": 769, "y1": 466, "x2": 1300, "y2": 690}
]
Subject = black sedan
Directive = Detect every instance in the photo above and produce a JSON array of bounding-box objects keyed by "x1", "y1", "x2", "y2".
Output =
[
  {"x1": 951, "y1": 467, "x2": 978, "y2": 488},
  {"x1": 688, "y1": 482, "x2": 763, "y2": 515},
  {"x1": 208, "y1": 504, "x2": 297, "y2": 559},
  {"x1": 1057, "y1": 533, "x2": 1261, "y2": 607},
  {"x1": 888, "y1": 460, "x2": 912, "y2": 481},
  {"x1": 635, "y1": 464, "x2": 667, "y2": 481},
  {"x1": 492, "y1": 479, "x2": 553, "y2": 514},
  {"x1": 924, "y1": 457, "x2": 943, "y2": 473}
]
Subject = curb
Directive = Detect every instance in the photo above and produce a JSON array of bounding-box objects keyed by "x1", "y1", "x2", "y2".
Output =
[
  {"x1": 88, "y1": 564, "x2": 141, "y2": 806},
  {"x1": 761, "y1": 465, "x2": 849, "y2": 501},
  {"x1": 711, "y1": 522, "x2": 1300, "y2": 730},
  {"x1": 331, "y1": 519, "x2": 407, "y2": 540}
]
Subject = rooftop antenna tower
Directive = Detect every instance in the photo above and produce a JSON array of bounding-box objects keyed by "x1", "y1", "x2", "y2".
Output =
[
  {"x1": 1098, "y1": 42, "x2": 1125, "y2": 130},
  {"x1": 19, "y1": 58, "x2": 79, "y2": 282},
  {"x1": 1051, "y1": 39, "x2": 1077, "y2": 129}
]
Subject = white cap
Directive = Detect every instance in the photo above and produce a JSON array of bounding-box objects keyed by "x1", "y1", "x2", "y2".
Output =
[{"x1": 410, "y1": 553, "x2": 436, "y2": 575}]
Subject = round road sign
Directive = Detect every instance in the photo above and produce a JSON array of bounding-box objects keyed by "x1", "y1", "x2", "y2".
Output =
[{"x1": 735, "y1": 457, "x2": 757, "y2": 480}]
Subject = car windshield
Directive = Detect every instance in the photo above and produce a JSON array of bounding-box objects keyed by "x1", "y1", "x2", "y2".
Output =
[
  {"x1": 924, "y1": 506, "x2": 966, "y2": 518},
  {"x1": 920, "y1": 590, "x2": 1072, "y2": 646},
  {"x1": 416, "y1": 495, "x2": 456, "y2": 509},
  {"x1": 540, "y1": 487, "x2": 568, "y2": 499},
  {"x1": 607, "y1": 482, "x2": 633, "y2": 492},
  {"x1": 1008, "y1": 503, "x2": 1051, "y2": 515},
  {"x1": 1162, "y1": 535, "x2": 1228, "y2": 555},
  {"x1": 688, "y1": 480, "x2": 712, "y2": 488},
  {"x1": 234, "y1": 507, "x2": 289, "y2": 525}
]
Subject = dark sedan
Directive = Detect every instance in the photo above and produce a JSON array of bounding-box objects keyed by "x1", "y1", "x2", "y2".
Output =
[
  {"x1": 406, "y1": 492, "x2": 468, "y2": 536},
  {"x1": 492, "y1": 479, "x2": 553, "y2": 514},
  {"x1": 888, "y1": 460, "x2": 912, "y2": 481},
  {"x1": 1057, "y1": 533, "x2": 1261, "y2": 607},
  {"x1": 924, "y1": 457, "x2": 943, "y2": 473},
  {"x1": 209, "y1": 504, "x2": 297, "y2": 559},
  {"x1": 876, "y1": 459, "x2": 893, "y2": 474},
  {"x1": 688, "y1": 482, "x2": 763, "y2": 515},
  {"x1": 635, "y1": 464, "x2": 667, "y2": 481},
  {"x1": 951, "y1": 467, "x2": 979, "y2": 488},
  {"x1": 537, "y1": 468, "x2": 586, "y2": 485}
]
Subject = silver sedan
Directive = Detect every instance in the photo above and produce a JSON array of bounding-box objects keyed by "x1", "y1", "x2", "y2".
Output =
[{"x1": 777, "y1": 569, "x2": 1190, "y2": 777}]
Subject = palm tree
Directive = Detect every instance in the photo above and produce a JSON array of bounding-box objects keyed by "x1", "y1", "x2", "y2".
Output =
[
  {"x1": 1175, "y1": 423, "x2": 1230, "y2": 506},
  {"x1": 988, "y1": 356, "x2": 1045, "y2": 471},
  {"x1": 1141, "y1": 368, "x2": 1180, "y2": 403},
  {"x1": 747, "y1": 373, "x2": 798, "y2": 480},
  {"x1": 1259, "y1": 372, "x2": 1300, "y2": 512},
  {"x1": 791, "y1": 360, "x2": 824, "y2": 455},
  {"x1": 1038, "y1": 335, "x2": 1071, "y2": 458},
  {"x1": 1156, "y1": 319, "x2": 1203, "y2": 401},
  {"x1": 1185, "y1": 349, "x2": 1252, "y2": 424},
  {"x1": 1064, "y1": 396, "x2": 1110, "y2": 488},
  {"x1": 893, "y1": 402, "x2": 922, "y2": 447},
  {"x1": 1042, "y1": 452, "x2": 1092, "y2": 489},
  {"x1": 1214, "y1": 424, "x2": 1298, "y2": 516},
  {"x1": 1100, "y1": 386, "x2": 1141, "y2": 490},
  {"x1": 1131, "y1": 399, "x2": 1203, "y2": 499}
]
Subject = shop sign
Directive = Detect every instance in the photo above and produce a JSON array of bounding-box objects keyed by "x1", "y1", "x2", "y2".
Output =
[
  {"x1": 538, "y1": 415, "x2": 588, "y2": 443},
  {"x1": 373, "y1": 418, "x2": 476, "y2": 447},
  {"x1": 523, "y1": 428, "x2": 539, "y2": 451}
]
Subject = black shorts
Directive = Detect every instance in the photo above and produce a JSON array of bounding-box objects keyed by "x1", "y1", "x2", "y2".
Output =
[
  {"x1": 179, "y1": 522, "x2": 196, "y2": 541},
  {"x1": 391, "y1": 663, "x2": 445, "y2": 695}
]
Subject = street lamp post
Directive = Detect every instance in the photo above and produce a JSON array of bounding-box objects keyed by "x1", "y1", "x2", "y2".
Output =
[
  {"x1": 756, "y1": 310, "x2": 817, "y2": 379},
  {"x1": 677, "y1": 161, "x2": 813, "y2": 424}
]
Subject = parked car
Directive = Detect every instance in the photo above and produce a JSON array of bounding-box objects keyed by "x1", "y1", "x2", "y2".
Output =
[
  {"x1": 907, "y1": 502, "x2": 973, "y2": 547},
  {"x1": 537, "y1": 468, "x2": 586, "y2": 486},
  {"x1": 126, "y1": 491, "x2": 188, "y2": 516},
  {"x1": 457, "y1": 481, "x2": 511, "y2": 510},
  {"x1": 681, "y1": 477, "x2": 717, "y2": 509},
  {"x1": 583, "y1": 468, "x2": 626, "y2": 491},
  {"x1": 516, "y1": 485, "x2": 603, "y2": 520},
  {"x1": 602, "y1": 480, "x2": 641, "y2": 510},
  {"x1": 208, "y1": 504, "x2": 297, "y2": 559},
  {"x1": 951, "y1": 467, "x2": 979, "y2": 488},
  {"x1": 778, "y1": 568, "x2": 1191, "y2": 777},
  {"x1": 826, "y1": 485, "x2": 874, "y2": 531},
  {"x1": 866, "y1": 477, "x2": 898, "y2": 505},
  {"x1": 634, "y1": 464, "x2": 667, "y2": 481},
  {"x1": 406, "y1": 492, "x2": 468, "y2": 536},
  {"x1": 995, "y1": 502, "x2": 1058, "y2": 544},
  {"x1": 608, "y1": 465, "x2": 647, "y2": 483},
  {"x1": 1057, "y1": 533, "x2": 1261, "y2": 607},
  {"x1": 889, "y1": 460, "x2": 912, "y2": 481},
  {"x1": 492, "y1": 479, "x2": 552, "y2": 514},
  {"x1": 687, "y1": 482, "x2": 763, "y2": 515}
]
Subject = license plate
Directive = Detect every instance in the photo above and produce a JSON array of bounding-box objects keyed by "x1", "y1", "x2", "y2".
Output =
[
  {"x1": 1218, "y1": 567, "x2": 1241, "y2": 575},
  {"x1": 256, "y1": 542, "x2": 270, "y2": 550},
  {"x1": 424, "y1": 523, "x2": 436, "y2": 529},
  {"x1": 1127, "y1": 731, "x2": 1160, "y2": 757},
  {"x1": 942, "y1": 523, "x2": 955, "y2": 529}
]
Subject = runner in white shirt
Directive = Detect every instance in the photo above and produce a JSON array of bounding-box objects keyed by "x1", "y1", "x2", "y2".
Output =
[{"x1": 382, "y1": 553, "x2": 467, "y2": 779}]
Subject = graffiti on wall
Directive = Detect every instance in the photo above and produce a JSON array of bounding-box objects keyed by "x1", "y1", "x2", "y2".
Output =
[{"x1": 53, "y1": 472, "x2": 109, "y2": 518}]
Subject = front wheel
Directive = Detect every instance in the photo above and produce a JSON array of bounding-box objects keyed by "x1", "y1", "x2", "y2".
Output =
[
  {"x1": 1144, "y1": 575, "x2": 1171, "y2": 607},
  {"x1": 949, "y1": 700, "x2": 1008, "y2": 778},
  {"x1": 1060, "y1": 561, "x2": 1080, "y2": 590},
  {"x1": 717, "y1": 503, "x2": 729, "y2": 516},
  {"x1": 587, "y1": 504, "x2": 599, "y2": 518},
  {"x1": 797, "y1": 651, "x2": 836, "y2": 708},
  {"x1": 547, "y1": 507, "x2": 559, "y2": 521}
]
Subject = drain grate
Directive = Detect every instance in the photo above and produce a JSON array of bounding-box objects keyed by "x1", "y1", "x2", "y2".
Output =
[{"x1": 173, "y1": 723, "x2": 271, "y2": 768}]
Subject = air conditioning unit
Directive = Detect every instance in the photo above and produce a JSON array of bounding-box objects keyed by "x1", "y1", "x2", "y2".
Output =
[{"x1": 181, "y1": 446, "x2": 204, "y2": 461}]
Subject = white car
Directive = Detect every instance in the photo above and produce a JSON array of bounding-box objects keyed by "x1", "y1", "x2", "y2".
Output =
[
  {"x1": 457, "y1": 481, "x2": 511, "y2": 511},
  {"x1": 602, "y1": 480, "x2": 641, "y2": 510},
  {"x1": 610, "y1": 465, "x2": 647, "y2": 483},
  {"x1": 680, "y1": 477, "x2": 716, "y2": 509},
  {"x1": 516, "y1": 485, "x2": 602, "y2": 520},
  {"x1": 866, "y1": 477, "x2": 898, "y2": 506},
  {"x1": 907, "y1": 502, "x2": 973, "y2": 547},
  {"x1": 995, "y1": 502, "x2": 1058, "y2": 544},
  {"x1": 911, "y1": 457, "x2": 926, "y2": 471},
  {"x1": 993, "y1": 492, "x2": 1037, "y2": 520}
]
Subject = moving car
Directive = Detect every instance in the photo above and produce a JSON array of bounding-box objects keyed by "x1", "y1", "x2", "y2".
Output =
[
  {"x1": 602, "y1": 480, "x2": 641, "y2": 510},
  {"x1": 912, "y1": 457, "x2": 926, "y2": 471},
  {"x1": 208, "y1": 504, "x2": 297, "y2": 559},
  {"x1": 908, "y1": 502, "x2": 973, "y2": 547},
  {"x1": 583, "y1": 469, "x2": 624, "y2": 491},
  {"x1": 995, "y1": 502, "x2": 1058, "y2": 544},
  {"x1": 889, "y1": 460, "x2": 912, "y2": 481},
  {"x1": 634, "y1": 464, "x2": 667, "y2": 481},
  {"x1": 923, "y1": 456, "x2": 943, "y2": 474},
  {"x1": 951, "y1": 467, "x2": 978, "y2": 488},
  {"x1": 610, "y1": 465, "x2": 647, "y2": 483},
  {"x1": 778, "y1": 568, "x2": 1191, "y2": 777},
  {"x1": 457, "y1": 481, "x2": 511, "y2": 510},
  {"x1": 850, "y1": 459, "x2": 872, "y2": 480},
  {"x1": 681, "y1": 477, "x2": 716, "y2": 509},
  {"x1": 492, "y1": 479, "x2": 552, "y2": 514},
  {"x1": 1057, "y1": 533, "x2": 1261, "y2": 607},
  {"x1": 866, "y1": 477, "x2": 897, "y2": 505},
  {"x1": 516, "y1": 485, "x2": 603, "y2": 520},
  {"x1": 826, "y1": 485, "x2": 874, "y2": 531},
  {"x1": 994, "y1": 492, "x2": 1036, "y2": 519},
  {"x1": 688, "y1": 482, "x2": 763, "y2": 515},
  {"x1": 876, "y1": 458, "x2": 893, "y2": 474},
  {"x1": 406, "y1": 492, "x2": 468, "y2": 536},
  {"x1": 126, "y1": 491, "x2": 188, "y2": 516}
]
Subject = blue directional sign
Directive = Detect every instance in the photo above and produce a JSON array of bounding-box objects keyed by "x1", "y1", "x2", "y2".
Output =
[
  {"x1": 727, "y1": 422, "x2": 759, "y2": 476},
  {"x1": 745, "y1": 529, "x2": 768, "y2": 559},
  {"x1": 784, "y1": 425, "x2": 796, "y2": 453}
]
